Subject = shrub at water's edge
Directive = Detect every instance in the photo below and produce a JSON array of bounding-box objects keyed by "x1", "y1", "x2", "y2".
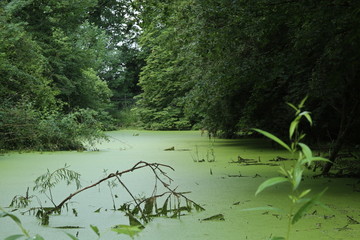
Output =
[{"x1": 0, "y1": 102, "x2": 108, "y2": 151}]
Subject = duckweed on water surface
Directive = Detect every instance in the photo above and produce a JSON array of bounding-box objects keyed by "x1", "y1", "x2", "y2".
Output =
[{"x1": 0, "y1": 130, "x2": 359, "y2": 239}]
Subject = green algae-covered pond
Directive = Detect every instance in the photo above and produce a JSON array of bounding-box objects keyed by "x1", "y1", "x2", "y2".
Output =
[{"x1": 1, "y1": 130, "x2": 359, "y2": 239}]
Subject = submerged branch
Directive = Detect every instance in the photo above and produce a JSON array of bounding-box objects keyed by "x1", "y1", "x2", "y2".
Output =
[
  {"x1": 48, "y1": 161, "x2": 175, "y2": 214},
  {"x1": 115, "y1": 174, "x2": 149, "y2": 223}
]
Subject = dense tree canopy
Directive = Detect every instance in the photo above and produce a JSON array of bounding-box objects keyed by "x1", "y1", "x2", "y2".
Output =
[
  {"x1": 133, "y1": 0, "x2": 360, "y2": 172},
  {"x1": 0, "y1": 0, "x2": 139, "y2": 150},
  {"x1": 1, "y1": 0, "x2": 359, "y2": 172},
  {"x1": 134, "y1": 0, "x2": 360, "y2": 139},
  {"x1": 88, "y1": 0, "x2": 144, "y2": 110}
]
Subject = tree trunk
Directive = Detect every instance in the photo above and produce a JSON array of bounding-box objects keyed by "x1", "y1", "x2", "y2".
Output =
[
  {"x1": 321, "y1": 133, "x2": 345, "y2": 175},
  {"x1": 321, "y1": 97, "x2": 358, "y2": 175}
]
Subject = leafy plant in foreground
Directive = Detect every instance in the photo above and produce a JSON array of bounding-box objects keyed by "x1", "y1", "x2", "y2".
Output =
[
  {"x1": 248, "y1": 97, "x2": 330, "y2": 240},
  {"x1": 1, "y1": 206, "x2": 94, "y2": 240},
  {"x1": 0, "y1": 206, "x2": 45, "y2": 240}
]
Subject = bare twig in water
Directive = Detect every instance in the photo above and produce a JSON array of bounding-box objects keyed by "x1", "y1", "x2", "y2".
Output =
[{"x1": 48, "y1": 161, "x2": 175, "y2": 214}]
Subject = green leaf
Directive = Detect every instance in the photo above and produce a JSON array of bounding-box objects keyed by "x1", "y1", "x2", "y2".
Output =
[
  {"x1": 299, "y1": 111, "x2": 312, "y2": 125},
  {"x1": 289, "y1": 118, "x2": 300, "y2": 139},
  {"x1": 65, "y1": 233, "x2": 79, "y2": 240},
  {"x1": 314, "y1": 200, "x2": 332, "y2": 212},
  {"x1": 128, "y1": 213, "x2": 143, "y2": 227},
  {"x1": 131, "y1": 206, "x2": 140, "y2": 215},
  {"x1": 252, "y1": 129, "x2": 291, "y2": 152},
  {"x1": 0, "y1": 211, "x2": 30, "y2": 237},
  {"x1": 293, "y1": 163, "x2": 304, "y2": 190},
  {"x1": 159, "y1": 198, "x2": 169, "y2": 216},
  {"x1": 4, "y1": 235, "x2": 24, "y2": 240},
  {"x1": 311, "y1": 157, "x2": 330, "y2": 162},
  {"x1": 298, "y1": 96, "x2": 308, "y2": 109},
  {"x1": 298, "y1": 133, "x2": 306, "y2": 141},
  {"x1": 4, "y1": 213, "x2": 22, "y2": 226},
  {"x1": 286, "y1": 102, "x2": 298, "y2": 112},
  {"x1": 90, "y1": 224, "x2": 100, "y2": 237},
  {"x1": 292, "y1": 188, "x2": 327, "y2": 225},
  {"x1": 255, "y1": 177, "x2": 288, "y2": 196},
  {"x1": 298, "y1": 143, "x2": 313, "y2": 164},
  {"x1": 278, "y1": 167, "x2": 287, "y2": 176},
  {"x1": 299, "y1": 189, "x2": 311, "y2": 199},
  {"x1": 111, "y1": 225, "x2": 143, "y2": 238}
]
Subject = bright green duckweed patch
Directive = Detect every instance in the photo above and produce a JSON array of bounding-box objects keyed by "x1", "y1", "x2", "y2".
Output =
[{"x1": 0, "y1": 130, "x2": 359, "y2": 239}]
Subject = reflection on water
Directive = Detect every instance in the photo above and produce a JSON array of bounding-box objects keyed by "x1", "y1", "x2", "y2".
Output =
[{"x1": 0, "y1": 130, "x2": 359, "y2": 239}]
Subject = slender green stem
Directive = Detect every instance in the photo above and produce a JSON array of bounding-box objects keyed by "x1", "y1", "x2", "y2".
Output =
[
  {"x1": 0, "y1": 206, "x2": 30, "y2": 237},
  {"x1": 108, "y1": 183, "x2": 117, "y2": 210},
  {"x1": 286, "y1": 204, "x2": 294, "y2": 240},
  {"x1": 48, "y1": 188, "x2": 56, "y2": 206}
]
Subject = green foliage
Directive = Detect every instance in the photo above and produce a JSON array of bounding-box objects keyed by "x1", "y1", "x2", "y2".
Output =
[
  {"x1": 191, "y1": 141, "x2": 216, "y2": 162},
  {"x1": 1, "y1": 0, "x2": 112, "y2": 112},
  {"x1": 133, "y1": 0, "x2": 196, "y2": 130},
  {"x1": 291, "y1": 188, "x2": 327, "y2": 225},
  {"x1": 0, "y1": 5, "x2": 57, "y2": 110},
  {"x1": 0, "y1": 206, "x2": 47, "y2": 240},
  {"x1": 9, "y1": 188, "x2": 33, "y2": 209},
  {"x1": 250, "y1": 98, "x2": 330, "y2": 239},
  {"x1": 29, "y1": 165, "x2": 81, "y2": 225},
  {"x1": 33, "y1": 164, "x2": 81, "y2": 198},
  {"x1": 90, "y1": 224, "x2": 100, "y2": 238},
  {"x1": 252, "y1": 129, "x2": 292, "y2": 153},
  {"x1": 64, "y1": 233, "x2": 79, "y2": 240},
  {"x1": 255, "y1": 177, "x2": 288, "y2": 196},
  {"x1": 113, "y1": 107, "x2": 141, "y2": 128},
  {"x1": 40, "y1": 22, "x2": 111, "y2": 112},
  {"x1": 88, "y1": 0, "x2": 144, "y2": 113},
  {"x1": 0, "y1": 102, "x2": 108, "y2": 151},
  {"x1": 0, "y1": 207, "x2": 30, "y2": 238},
  {"x1": 135, "y1": 106, "x2": 191, "y2": 130},
  {"x1": 0, "y1": 0, "x2": 118, "y2": 151},
  {"x1": 1, "y1": 206, "x2": 83, "y2": 240},
  {"x1": 118, "y1": 193, "x2": 204, "y2": 226},
  {"x1": 111, "y1": 224, "x2": 143, "y2": 238},
  {"x1": 134, "y1": 0, "x2": 360, "y2": 148}
]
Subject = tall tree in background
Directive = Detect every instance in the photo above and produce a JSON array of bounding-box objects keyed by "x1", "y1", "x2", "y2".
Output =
[
  {"x1": 134, "y1": 0, "x2": 197, "y2": 130},
  {"x1": 89, "y1": 0, "x2": 144, "y2": 111},
  {"x1": 0, "y1": 0, "x2": 113, "y2": 150},
  {"x1": 134, "y1": 0, "x2": 360, "y2": 171},
  {"x1": 0, "y1": 0, "x2": 57, "y2": 109},
  {"x1": 7, "y1": 0, "x2": 113, "y2": 112},
  {"x1": 1, "y1": 0, "x2": 359, "y2": 166}
]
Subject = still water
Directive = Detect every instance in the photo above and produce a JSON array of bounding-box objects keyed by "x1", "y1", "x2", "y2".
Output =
[{"x1": 0, "y1": 130, "x2": 359, "y2": 239}]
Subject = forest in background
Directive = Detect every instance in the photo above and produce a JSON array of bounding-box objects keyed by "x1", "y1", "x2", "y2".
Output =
[
  {"x1": 1, "y1": 0, "x2": 360, "y2": 173},
  {"x1": 0, "y1": 0, "x2": 142, "y2": 150}
]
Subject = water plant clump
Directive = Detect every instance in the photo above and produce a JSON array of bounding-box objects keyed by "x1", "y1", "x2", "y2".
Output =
[{"x1": 191, "y1": 140, "x2": 216, "y2": 163}]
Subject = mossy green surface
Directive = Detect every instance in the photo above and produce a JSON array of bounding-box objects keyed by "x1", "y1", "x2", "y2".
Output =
[{"x1": 0, "y1": 131, "x2": 359, "y2": 239}]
